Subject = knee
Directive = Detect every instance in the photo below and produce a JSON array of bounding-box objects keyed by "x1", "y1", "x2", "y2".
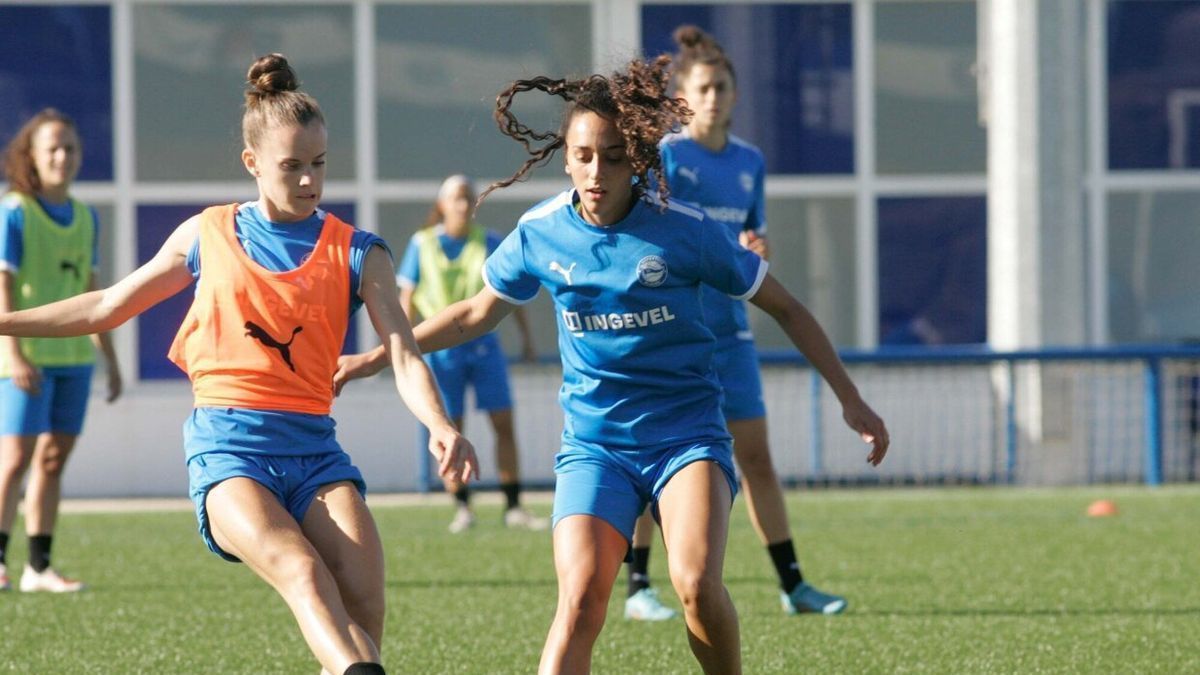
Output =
[
  {"x1": 669, "y1": 565, "x2": 724, "y2": 615},
  {"x1": 734, "y1": 443, "x2": 776, "y2": 482},
  {"x1": 274, "y1": 555, "x2": 327, "y2": 602},
  {"x1": 0, "y1": 451, "x2": 31, "y2": 482},
  {"x1": 490, "y1": 411, "x2": 515, "y2": 438},
  {"x1": 557, "y1": 581, "x2": 610, "y2": 636},
  {"x1": 36, "y1": 448, "x2": 70, "y2": 478}
]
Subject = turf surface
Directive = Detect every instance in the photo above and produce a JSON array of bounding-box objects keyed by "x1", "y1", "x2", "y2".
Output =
[{"x1": 1, "y1": 486, "x2": 1196, "y2": 673}]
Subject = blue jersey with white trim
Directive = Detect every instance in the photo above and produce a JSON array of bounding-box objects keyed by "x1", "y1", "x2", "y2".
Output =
[
  {"x1": 484, "y1": 189, "x2": 768, "y2": 451},
  {"x1": 660, "y1": 132, "x2": 766, "y2": 342}
]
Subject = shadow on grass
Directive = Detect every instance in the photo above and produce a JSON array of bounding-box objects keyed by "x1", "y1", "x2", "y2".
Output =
[
  {"x1": 387, "y1": 577, "x2": 558, "y2": 590},
  {"x1": 849, "y1": 607, "x2": 1200, "y2": 617}
]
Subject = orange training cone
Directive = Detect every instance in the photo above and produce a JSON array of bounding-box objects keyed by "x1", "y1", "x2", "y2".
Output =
[{"x1": 1086, "y1": 499, "x2": 1118, "y2": 517}]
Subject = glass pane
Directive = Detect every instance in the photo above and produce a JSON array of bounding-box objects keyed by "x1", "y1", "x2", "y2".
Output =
[
  {"x1": 750, "y1": 197, "x2": 857, "y2": 350},
  {"x1": 878, "y1": 196, "x2": 987, "y2": 345},
  {"x1": 875, "y1": 2, "x2": 984, "y2": 175},
  {"x1": 1107, "y1": 191, "x2": 1200, "y2": 342},
  {"x1": 378, "y1": 196, "x2": 558, "y2": 359},
  {"x1": 642, "y1": 3, "x2": 854, "y2": 175},
  {"x1": 1107, "y1": 0, "x2": 1200, "y2": 169},
  {"x1": 134, "y1": 5, "x2": 355, "y2": 181},
  {"x1": 376, "y1": 4, "x2": 591, "y2": 180},
  {"x1": 0, "y1": 6, "x2": 113, "y2": 181},
  {"x1": 92, "y1": 202, "x2": 117, "y2": 288},
  {"x1": 136, "y1": 202, "x2": 358, "y2": 380}
]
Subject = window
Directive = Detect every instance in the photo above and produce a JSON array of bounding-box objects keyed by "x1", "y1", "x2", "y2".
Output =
[
  {"x1": 0, "y1": 5, "x2": 113, "y2": 181},
  {"x1": 642, "y1": 3, "x2": 854, "y2": 175},
  {"x1": 877, "y1": 196, "x2": 987, "y2": 345},
  {"x1": 134, "y1": 4, "x2": 355, "y2": 181}
]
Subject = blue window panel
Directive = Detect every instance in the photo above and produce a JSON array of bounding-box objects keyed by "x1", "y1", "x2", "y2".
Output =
[
  {"x1": 1108, "y1": 0, "x2": 1200, "y2": 169},
  {"x1": 0, "y1": 6, "x2": 113, "y2": 181},
  {"x1": 878, "y1": 196, "x2": 987, "y2": 345},
  {"x1": 136, "y1": 203, "x2": 359, "y2": 380},
  {"x1": 642, "y1": 3, "x2": 854, "y2": 175}
]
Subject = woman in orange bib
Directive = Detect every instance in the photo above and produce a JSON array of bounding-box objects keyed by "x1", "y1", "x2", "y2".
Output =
[{"x1": 0, "y1": 54, "x2": 476, "y2": 675}]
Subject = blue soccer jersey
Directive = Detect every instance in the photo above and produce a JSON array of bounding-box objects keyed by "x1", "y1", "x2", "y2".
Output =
[
  {"x1": 660, "y1": 131, "x2": 767, "y2": 342},
  {"x1": 483, "y1": 189, "x2": 768, "y2": 451}
]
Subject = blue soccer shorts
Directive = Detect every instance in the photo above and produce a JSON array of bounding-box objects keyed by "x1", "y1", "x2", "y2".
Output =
[
  {"x1": 0, "y1": 364, "x2": 94, "y2": 436},
  {"x1": 551, "y1": 439, "x2": 738, "y2": 548},
  {"x1": 712, "y1": 338, "x2": 767, "y2": 422},
  {"x1": 424, "y1": 334, "x2": 513, "y2": 420},
  {"x1": 187, "y1": 450, "x2": 366, "y2": 562}
]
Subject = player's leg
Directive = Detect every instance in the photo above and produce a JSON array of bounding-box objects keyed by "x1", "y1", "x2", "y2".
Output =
[
  {"x1": 539, "y1": 514, "x2": 627, "y2": 674},
  {"x1": 488, "y1": 408, "x2": 547, "y2": 529},
  {"x1": 206, "y1": 476, "x2": 381, "y2": 674},
  {"x1": 429, "y1": 351, "x2": 474, "y2": 532},
  {"x1": 720, "y1": 342, "x2": 846, "y2": 614},
  {"x1": 0, "y1": 372, "x2": 45, "y2": 589},
  {"x1": 541, "y1": 449, "x2": 644, "y2": 673},
  {"x1": 300, "y1": 481, "x2": 385, "y2": 654},
  {"x1": 472, "y1": 336, "x2": 545, "y2": 529},
  {"x1": 0, "y1": 435, "x2": 34, "y2": 591},
  {"x1": 658, "y1": 460, "x2": 740, "y2": 674},
  {"x1": 624, "y1": 507, "x2": 676, "y2": 620},
  {"x1": 20, "y1": 367, "x2": 90, "y2": 591}
]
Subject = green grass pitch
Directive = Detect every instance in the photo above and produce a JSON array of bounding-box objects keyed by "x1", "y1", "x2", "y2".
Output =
[{"x1": 1, "y1": 486, "x2": 1196, "y2": 673}]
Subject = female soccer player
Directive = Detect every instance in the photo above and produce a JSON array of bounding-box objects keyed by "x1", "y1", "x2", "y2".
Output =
[
  {"x1": 339, "y1": 55, "x2": 888, "y2": 674},
  {"x1": 625, "y1": 25, "x2": 851, "y2": 620},
  {"x1": 0, "y1": 109, "x2": 123, "y2": 593},
  {"x1": 0, "y1": 55, "x2": 476, "y2": 675},
  {"x1": 396, "y1": 174, "x2": 545, "y2": 533}
]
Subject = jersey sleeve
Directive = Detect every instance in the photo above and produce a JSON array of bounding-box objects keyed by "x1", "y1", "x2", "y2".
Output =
[
  {"x1": 482, "y1": 226, "x2": 539, "y2": 305},
  {"x1": 748, "y1": 160, "x2": 767, "y2": 235},
  {"x1": 0, "y1": 201, "x2": 24, "y2": 273},
  {"x1": 395, "y1": 234, "x2": 421, "y2": 289},
  {"x1": 350, "y1": 230, "x2": 392, "y2": 300},
  {"x1": 699, "y1": 216, "x2": 768, "y2": 300}
]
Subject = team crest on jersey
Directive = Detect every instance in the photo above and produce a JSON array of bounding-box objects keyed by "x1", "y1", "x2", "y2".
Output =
[
  {"x1": 636, "y1": 255, "x2": 668, "y2": 287},
  {"x1": 740, "y1": 172, "x2": 754, "y2": 193}
]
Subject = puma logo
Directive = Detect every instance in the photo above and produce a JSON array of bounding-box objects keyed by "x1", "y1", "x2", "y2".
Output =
[
  {"x1": 60, "y1": 260, "x2": 81, "y2": 279},
  {"x1": 244, "y1": 321, "x2": 303, "y2": 371},
  {"x1": 678, "y1": 166, "x2": 700, "y2": 184},
  {"x1": 549, "y1": 261, "x2": 576, "y2": 286}
]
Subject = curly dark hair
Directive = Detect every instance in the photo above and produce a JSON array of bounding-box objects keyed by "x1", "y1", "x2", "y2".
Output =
[{"x1": 480, "y1": 55, "x2": 692, "y2": 207}]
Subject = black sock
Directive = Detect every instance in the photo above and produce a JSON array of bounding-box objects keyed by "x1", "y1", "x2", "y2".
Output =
[
  {"x1": 29, "y1": 534, "x2": 52, "y2": 573},
  {"x1": 343, "y1": 663, "x2": 386, "y2": 675},
  {"x1": 500, "y1": 482, "x2": 520, "y2": 510},
  {"x1": 627, "y1": 546, "x2": 652, "y2": 597},
  {"x1": 453, "y1": 485, "x2": 470, "y2": 506},
  {"x1": 768, "y1": 539, "x2": 804, "y2": 594},
  {"x1": 0, "y1": 531, "x2": 8, "y2": 565}
]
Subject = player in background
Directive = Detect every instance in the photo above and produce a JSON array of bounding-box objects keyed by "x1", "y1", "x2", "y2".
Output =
[
  {"x1": 0, "y1": 55, "x2": 476, "y2": 675},
  {"x1": 0, "y1": 109, "x2": 123, "y2": 593},
  {"x1": 623, "y1": 25, "x2": 852, "y2": 621},
  {"x1": 337, "y1": 55, "x2": 888, "y2": 674},
  {"x1": 396, "y1": 174, "x2": 546, "y2": 533}
]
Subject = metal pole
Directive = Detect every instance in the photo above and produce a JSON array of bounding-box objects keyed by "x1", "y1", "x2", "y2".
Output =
[{"x1": 1144, "y1": 358, "x2": 1164, "y2": 486}]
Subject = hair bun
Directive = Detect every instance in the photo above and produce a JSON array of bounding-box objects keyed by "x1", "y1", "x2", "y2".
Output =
[
  {"x1": 672, "y1": 25, "x2": 710, "y2": 50},
  {"x1": 246, "y1": 53, "x2": 299, "y2": 98}
]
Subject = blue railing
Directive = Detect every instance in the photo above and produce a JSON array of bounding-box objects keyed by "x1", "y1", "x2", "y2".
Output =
[{"x1": 757, "y1": 344, "x2": 1200, "y2": 486}]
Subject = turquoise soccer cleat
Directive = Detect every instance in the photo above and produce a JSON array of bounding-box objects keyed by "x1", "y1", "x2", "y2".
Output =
[
  {"x1": 624, "y1": 587, "x2": 678, "y2": 621},
  {"x1": 781, "y1": 583, "x2": 847, "y2": 615}
]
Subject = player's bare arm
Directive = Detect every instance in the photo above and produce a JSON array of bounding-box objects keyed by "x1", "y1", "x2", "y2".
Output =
[{"x1": 359, "y1": 245, "x2": 478, "y2": 482}]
